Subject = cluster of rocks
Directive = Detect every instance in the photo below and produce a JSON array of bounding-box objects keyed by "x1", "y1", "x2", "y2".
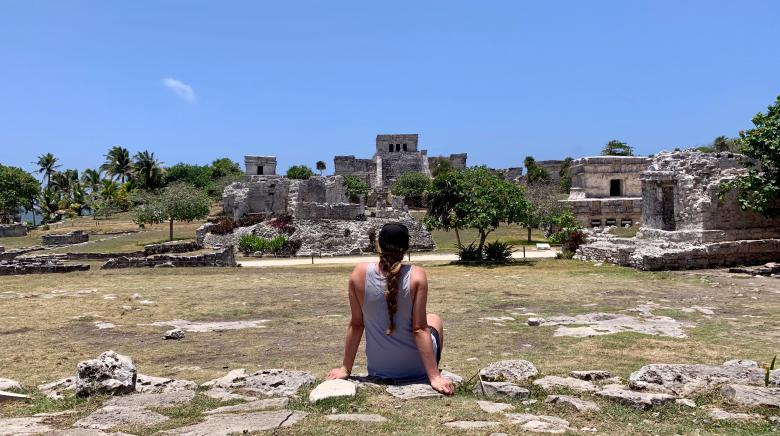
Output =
[
  {"x1": 0, "y1": 245, "x2": 42, "y2": 261},
  {"x1": 142, "y1": 240, "x2": 202, "y2": 256},
  {"x1": 3, "y1": 353, "x2": 778, "y2": 434},
  {"x1": 0, "y1": 258, "x2": 90, "y2": 275},
  {"x1": 42, "y1": 230, "x2": 89, "y2": 246},
  {"x1": 101, "y1": 246, "x2": 236, "y2": 269},
  {"x1": 730, "y1": 262, "x2": 780, "y2": 278},
  {"x1": 0, "y1": 222, "x2": 27, "y2": 237}
]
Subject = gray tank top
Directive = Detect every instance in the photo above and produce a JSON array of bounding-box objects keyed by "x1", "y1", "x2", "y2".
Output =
[{"x1": 363, "y1": 263, "x2": 427, "y2": 381}]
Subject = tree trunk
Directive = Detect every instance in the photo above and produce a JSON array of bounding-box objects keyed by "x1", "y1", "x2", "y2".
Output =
[
  {"x1": 454, "y1": 227, "x2": 462, "y2": 248},
  {"x1": 169, "y1": 218, "x2": 174, "y2": 241},
  {"x1": 527, "y1": 227, "x2": 532, "y2": 242},
  {"x1": 478, "y1": 230, "x2": 488, "y2": 253}
]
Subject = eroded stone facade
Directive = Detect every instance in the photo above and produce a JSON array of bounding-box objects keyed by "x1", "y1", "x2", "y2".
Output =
[
  {"x1": 576, "y1": 151, "x2": 780, "y2": 270},
  {"x1": 245, "y1": 156, "x2": 277, "y2": 176},
  {"x1": 563, "y1": 156, "x2": 650, "y2": 227},
  {"x1": 42, "y1": 231, "x2": 89, "y2": 246},
  {"x1": 0, "y1": 223, "x2": 27, "y2": 237}
]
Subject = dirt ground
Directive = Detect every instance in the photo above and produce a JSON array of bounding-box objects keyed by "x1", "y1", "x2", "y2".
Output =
[{"x1": 1, "y1": 259, "x2": 778, "y2": 434}]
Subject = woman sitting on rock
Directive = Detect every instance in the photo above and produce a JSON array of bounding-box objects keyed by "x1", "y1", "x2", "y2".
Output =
[{"x1": 326, "y1": 222, "x2": 454, "y2": 395}]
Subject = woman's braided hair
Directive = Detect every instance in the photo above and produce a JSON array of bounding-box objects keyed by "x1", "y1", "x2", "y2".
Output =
[{"x1": 376, "y1": 223, "x2": 410, "y2": 335}]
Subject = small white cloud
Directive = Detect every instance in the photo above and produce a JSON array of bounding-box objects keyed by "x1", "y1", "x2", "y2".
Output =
[{"x1": 162, "y1": 77, "x2": 196, "y2": 104}]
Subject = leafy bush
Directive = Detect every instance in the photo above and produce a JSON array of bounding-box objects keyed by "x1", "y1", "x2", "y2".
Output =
[
  {"x1": 210, "y1": 217, "x2": 237, "y2": 235},
  {"x1": 343, "y1": 175, "x2": 369, "y2": 202},
  {"x1": 554, "y1": 228, "x2": 586, "y2": 259},
  {"x1": 391, "y1": 172, "x2": 432, "y2": 207},
  {"x1": 237, "y1": 213, "x2": 268, "y2": 228},
  {"x1": 286, "y1": 165, "x2": 314, "y2": 180},
  {"x1": 458, "y1": 242, "x2": 483, "y2": 262},
  {"x1": 238, "y1": 234, "x2": 291, "y2": 256},
  {"x1": 484, "y1": 241, "x2": 514, "y2": 263}
]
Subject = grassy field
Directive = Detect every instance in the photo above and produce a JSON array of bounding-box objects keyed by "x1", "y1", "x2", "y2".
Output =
[{"x1": 1, "y1": 259, "x2": 778, "y2": 434}]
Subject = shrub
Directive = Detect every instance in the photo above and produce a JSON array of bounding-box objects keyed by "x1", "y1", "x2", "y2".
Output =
[
  {"x1": 210, "y1": 217, "x2": 237, "y2": 235},
  {"x1": 343, "y1": 175, "x2": 369, "y2": 202},
  {"x1": 269, "y1": 214, "x2": 295, "y2": 234},
  {"x1": 391, "y1": 172, "x2": 432, "y2": 207},
  {"x1": 458, "y1": 242, "x2": 483, "y2": 262},
  {"x1": 484, "y1": 241, "x2": 514, "y2": 263},
  {"x1": 237, "y1": 213, "x2": 268, "y2": 228},
  {"x1": 238, "y1": 234, "x2": 290, "y2": 256},
  {"x1": 554, "y1": 228, "x2": 585, "y2": 259},
  {"x1": 286, "y1": 165, "x2": 314, "y2": 180}
]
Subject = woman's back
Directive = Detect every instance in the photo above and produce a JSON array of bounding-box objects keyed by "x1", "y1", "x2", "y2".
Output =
[{"x1": 362, "y1": 262, "x2": 427, "y2": 381}]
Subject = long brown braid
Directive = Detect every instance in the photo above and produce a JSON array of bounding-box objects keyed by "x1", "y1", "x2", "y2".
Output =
[{"x1": 377, "y1": 242, "x2": 407, "y2": 335}]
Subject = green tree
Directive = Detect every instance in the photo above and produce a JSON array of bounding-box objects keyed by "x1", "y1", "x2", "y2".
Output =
[
  {"x1": 390, "y1": 172, "x2": 432, "y2": 207},
  {"x1": 524, "y1": 156, "x2": 536, "y2": 169},
  {"x1": 343, "y1": 175, "x2": 370, "y2": 203},
  {"x1": 720, "y1": 95, "x2": 780, "y2": 216},
  {"x1": 429, "y1": 157, "x2": 454, "y2": 178},
  {"x1": 713, "y1": 135, "x2": 739, "y2": 152},
  {"x1": 211, "y1": 158, "x2": 242, "y2": 179},
  {"x1": 601, "y1": 140, "x2": 634, "y2": 156},
  {"x1": 134, "y1": 182, "x2": 211, "y2": 241},
  {"x1": 0, "y1": 165, "x2": 40, "y2": 223},
  {"x1": 316, "y1": 160, "x2": 327, "y2": 176},
  {"x1": 522, "y1": 182, "x2": 568, "y2": 242},
  {"x1": 34, "y1": 153, "x2": 61, "y2": 188},
  {"x1": 81, "y1": 169, "x2": 103, "y2": 193},
  {"x1": 286, "y1": 165, "x2": 314, "y2": 180},
  {"x1": 423, "y1": 170, "x2": 467, "y2": 248},
  {"x1": 526, "y1": 165, "x2": 551, "y2": 185},
  {"x1": 133, "y1": 150, "x2": 163, "y2": 191},
  {"x1": 101, "y1": 146, "x2": 133, "y2": 182},
  {"x1": 163, "y1": 163, "x2": 214, "y2": 190},
  {"x1": 37, "y1": 188, "x2": 59, "y2": 223},
  {"x1": 559, "y1": 157, "x2": 574, "y2": 193}
]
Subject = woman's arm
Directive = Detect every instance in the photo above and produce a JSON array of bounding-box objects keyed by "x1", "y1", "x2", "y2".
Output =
[
  {"x1": 411, "y1": 267, "x2": 454, "y2": 395},
  {"x1": 326, "y1": 265, "x2": 365, "y2": 380}
]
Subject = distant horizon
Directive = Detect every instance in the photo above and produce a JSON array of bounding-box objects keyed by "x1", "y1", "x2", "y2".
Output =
[{"x1": 1, "y1": 1, "x2": 778, "y2": 176}]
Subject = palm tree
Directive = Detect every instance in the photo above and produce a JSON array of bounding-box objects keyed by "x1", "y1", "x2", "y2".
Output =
[
  {"x1": 316, "y1": 160, "x2": 326, "y2": 176},
  {"x1": 101, "y1": 146, "x2": 132, "y2": 183},
  {"x1": 34, "y1": 153, "x2": 61, "y2": 188},
  {"x1": 132, "y1": 150, "x2": 163, "y2": 190},
  {"x1": 100, "y1": 179, "x2": 119, "y2": 203},
  {"x1": 50, "y1": 172, "x2": 71, "y2": 197},
  {"x1": 37, "y1": 188, "x2": 59, "y2": 223},
  {"x1": 81, "y1": 168, "x2": 103, "y2": 193}
]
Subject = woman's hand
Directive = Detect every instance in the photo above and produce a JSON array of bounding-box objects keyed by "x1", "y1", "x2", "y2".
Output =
[
  {"x1": 326, "y1": 366, "x2": 350, "y2": 380},
  {"x1": 429, "y1": 375, "x2": 455, "y2": 395}
]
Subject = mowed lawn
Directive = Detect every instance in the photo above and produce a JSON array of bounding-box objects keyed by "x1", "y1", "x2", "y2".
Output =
[{"x1": 1, "y1": 260, "x2": 778, "y2": 435}]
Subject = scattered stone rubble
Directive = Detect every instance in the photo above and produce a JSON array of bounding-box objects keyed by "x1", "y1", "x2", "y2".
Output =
[
  {"x1": 101, "y1": 246, "x2": 236, "y2": 269},
  {"x1": 729, "y1": 262, "x2": 780, "y2": 277},
  {"x1": 576, "y1": 151, "x2": 780, "y2": 270},
  {"x1": 0, "y1": 258, "x2": 90, "y2": 275}
]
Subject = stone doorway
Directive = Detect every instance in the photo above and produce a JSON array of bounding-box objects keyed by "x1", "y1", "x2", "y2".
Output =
[{"x1": 661, "y1": 185, "x2": 675, "y2": 230}]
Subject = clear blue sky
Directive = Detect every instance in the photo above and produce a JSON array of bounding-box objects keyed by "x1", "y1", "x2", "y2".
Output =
[{"x1": 1, "y1": 1, "x2": 778, "y2": 176}]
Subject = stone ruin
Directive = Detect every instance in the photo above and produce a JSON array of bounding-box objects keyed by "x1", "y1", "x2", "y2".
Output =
[
  {"x1": 562, "y1": 156, "x2": 650, "y2": 228},
  {"x1": 576, "y1": 151, "x2": 780, "y2": 270},
  {"x1": 101, "y1": 245, "x2": 236, "y2": 269},
  {"x1": 42, "y1": 230, "x2": 89, "y2": 246},
  {"x1": 0, "y1": 222, "x2": 27, "y2": 237},
  {"x1": 0, "y1": 257, "x2": 90, "y2": 275}
]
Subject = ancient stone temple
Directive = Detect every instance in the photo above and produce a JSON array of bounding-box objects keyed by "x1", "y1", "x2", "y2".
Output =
[
  {"x1": 562, "y1": 156, "x2": 651, "y2": 227},
  {"x1": 334, "y1": 134, "x2": 468, "y2": 191},
  {"x1": 244, "y1": 156, "x2": 277, "y2": 176},
  {"x1": 576, "y1": 151, "x2": 780, "y2": 270}
]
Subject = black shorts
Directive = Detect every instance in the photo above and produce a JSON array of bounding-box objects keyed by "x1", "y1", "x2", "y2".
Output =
[{"x1": 429, "y1": 325, "x2": 442, "y2": 365}]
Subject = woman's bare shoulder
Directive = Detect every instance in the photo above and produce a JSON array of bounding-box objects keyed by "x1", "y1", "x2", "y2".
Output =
[{"x1": 410, "y1": 264, "x2": 428, "y2": 281}]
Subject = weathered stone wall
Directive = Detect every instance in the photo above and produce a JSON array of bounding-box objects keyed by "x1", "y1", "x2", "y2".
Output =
[
  {"x1": 566, "y1": 198, "x2": 642, "y2": 227},
  {"x1": 569, "y1": 156, "x2": 650, "y2": 198},
  {"x1": 42, "y1": 231, "x2": 89, "y2": 246},
  {"x1": 101, "y1": 246, "x2": 236, "y2": 269},
  {"x1": 143, "y1": 241, "x2": 202, "y2": 256},
  {"x1": 536, "y1": 160, "x2": 565, "y2": 183},
  {"x1": 244, "y1": 156, "x2": 277, "y2": 176},
  {"x1": 334, "y1": 156, "x2": 376, "y2": 187},
  {"x1": 492, "y1": 167, "x2": 523, "y2": 183},
  {"x1": 376, "y1": 134, "x2": 419, "y2": 153},
  {"x1": 379, "y1": 152, "x2": 431, "y2": 188},
  {"x1": 295, "y1": 203, "x2": 364, "y2": 220},
  {"x1": 0, "y1": 223, "x2": 27, "y2": 237},
  {"x1": 0, "y1": 259, "x2": 90, "y2": 275},
  {"x1": 223, "y1": 177, "x2": 290, "y2": 220},
  {"x1": 0, "y1": 246, "x2": 42, "y2": 261},
  {"x1": 448, "y1": 153, "x2": 468, "y2": 169}
]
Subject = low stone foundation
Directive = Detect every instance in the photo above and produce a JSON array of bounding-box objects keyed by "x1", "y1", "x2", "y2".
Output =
[
  {"x1": 101, "y1": 246, "x2": 236, "y2": 269},
  {"x1": 0, "y1": 223, "x2": 27, "y2": 237},
  {"x1": 729, "y1": 262, "x2": 780, "y2": 277},
  {"x1": 18, "y1": 251, "x2": 145, "y2": 262},
  {"x1": 143, "y1": 241, "x2": 202, "y2": 256},
  {"x1": 0, "y1": 259, "x2": 90, "y2": 275},
  {"x1": 0, "y1": 246, "x2": 43, "y2": 261},
  {"x1": 42, "y1": 231, "x2": 89, "y2": 246}
]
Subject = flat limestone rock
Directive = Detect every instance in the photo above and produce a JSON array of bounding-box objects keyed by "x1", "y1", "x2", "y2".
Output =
[
  {"x1": 39, "y1": 377, "x2": 77, "y2": 399},
  {"x1": 0, "y1": 378, "x2": 21, "y2": 391},
  {"x1": 506, "y1": 413, "x2": 572, "y2": 434},
  {"x1": 204, "y1": 397, "x2": 289, "y2": 415},
  {"x1": 475, "y1": 381, "x2": 530, "y2": 399},
  {"x1": 105, "y1": 390, "x2": 196, "y2": 408},
  {"x1": 629, "y1": 363, "x2": 779, "y2": 396},
  {"x1": 708, "y1": 407, "x2": 763, "y2": 422},
  {"x1": 444, "y1": 421, "x2": 501, "y2": 429},
  {"x1": 203, "y1": 387, "x2": 256, "y2": 402},
  {"x1": 385, "y1": 371, "x2": 462, "y2": 400},
  {"x1": 201, "y1": 368, "x2": 247, "y2": 389},
  {"x1": 309, "y1": 379, "x2": 356, "y2": 403},
  {"x1": 723, "y1": 359, "x2": 759, "y2": 368},
  {"x1": 162, "y1": 410, "x2": 307, "y2": 435},
  {"x1": 136, "y1": 374, "x2": 197, "y2": 393},
  {"x1": 0, "y1": 389, "x2": 29, "y2": 402},
  {"x1": 241, "y1": 369, "x2": 315, "y2": 397},
  {"x1": 73, "y1": 406, "x2": 169, "y2": 430},
  {"x1": 48, "y1": 430, "x2": 134, "y2": 436},
  {"x1": 479, "y1": 360, "x2": 538, "y2": 383},
  {"x1": 148, "y1": 319, "x2": 270, "y2": 333},
  {"x1": 533, "y1": 376, "x2": 598, "y2": 393},
  {"x1": 675, "y1": 398, "x2": 697, "y2": 408},
  {"x1": 570, "y1": 370, "x2": 612, "y2": 381},
  {"x1": 721, "y1": 384, "x2": 780, "y2": 407},
  {"x1": 326, "y1": 414, "x2": 387, "y2": 422},
  {"x1": 596, "y1": 386, "x2": 675, "y2": 409},
  {"x1": 0, "y1": 417, "x2": 55, "y2": 436},
  {"x1": 476, "y1": 400, "x2": 514, "y2": 413},
  {"x1": 545, "y1": 395, "x2": 600, "y2": 412},
  {"x1": 544, "y1": 311, "x2": 692, "y2": 339}
]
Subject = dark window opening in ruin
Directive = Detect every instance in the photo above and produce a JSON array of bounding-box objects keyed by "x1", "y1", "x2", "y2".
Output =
[
  {"x1": 605, "y1": 218, "x2": 617, "y2": 227},
  {"x1": 661, "y1": 186, "x2": 675, "y2": 230},
  {"x1": 257, "y1": 166, "x2": 264, "y2": 175},
  {"x1": 402, "y1": 143, "x2": 407, "y2": 151},
  {"x1": 590, "y1": 219, "x2": 602, "y2": 227},
  {"x1": 388, "y1": 144, "x2": 393, "y2": 152},
  {"x1": 620, "y1": 219, "x2": 632, "y2": 227},
  {"x1": 396, "y1": 144, "x2": 401, "y2": 152},
  {"x1": 610, "y1": 179, "x2": 622, "y2": 196}
]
